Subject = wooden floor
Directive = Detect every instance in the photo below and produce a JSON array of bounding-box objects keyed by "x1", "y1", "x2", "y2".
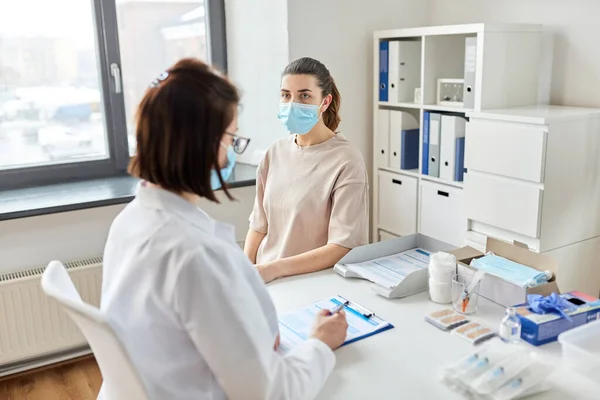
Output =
[{"x1": 0, "y1": 358, "x2": 102, "y2": 400}]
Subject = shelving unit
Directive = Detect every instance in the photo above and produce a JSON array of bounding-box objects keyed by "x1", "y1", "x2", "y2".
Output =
[{"x1": 372, "y1": 23, "x2": 545, "y2": 247}]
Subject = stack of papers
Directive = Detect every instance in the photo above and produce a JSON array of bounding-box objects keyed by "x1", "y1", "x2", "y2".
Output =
[
  {"x1": 277, "y1": 296, "x2": 393, "y2": 355},
  {"x1": 344, "y1": 249, "x2": 431, "y2": 289}
]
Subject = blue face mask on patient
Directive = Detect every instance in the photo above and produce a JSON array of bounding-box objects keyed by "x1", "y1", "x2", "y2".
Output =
[
  {"x1": 277, "y1": 101, "x2": 324, "y2": 135},
  {"x1": 210, "y1": 145, "x2": 236, "y2": 190}
]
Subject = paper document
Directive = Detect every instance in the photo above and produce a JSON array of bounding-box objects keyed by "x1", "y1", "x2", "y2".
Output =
[
  {"x1": 277, "y1": 296, "x2": 393, "y2": 355},
  {"x1": 345, "y1": 248, "x2": 431, "y2": 289}
]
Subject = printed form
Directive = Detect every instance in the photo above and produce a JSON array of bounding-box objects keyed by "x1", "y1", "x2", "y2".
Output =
[
  {"x1": 277, "y1": 296, "x2": 392, "y2": 355},
  {"x1": 345, "y1": 248, "x2": 431, "y2": 289}
]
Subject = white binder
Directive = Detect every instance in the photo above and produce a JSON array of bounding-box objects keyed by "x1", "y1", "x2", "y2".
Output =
[
  {"x1": 463, "y1": 37, "x2": 477, "y2": 109},
  {"x1": 440, "y1": 115, "x2": 466, "y2": 181},
  {"x1": 428, "y1": 113, "x2": 441, "y2": 177},
  {"x1": 388, "y1": 110, "x2": 419, "y2": 168},
  {"x1": 377, "y1": 109, "x2": 390, "y2": 167},
  {"x1": 388, "y1": 41, "x2": 421, "y2": 103}
]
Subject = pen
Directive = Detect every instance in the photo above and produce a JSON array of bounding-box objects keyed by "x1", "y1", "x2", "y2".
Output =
[{"x1": 330, "y1": 300, "x2": 349, "y2": 314}]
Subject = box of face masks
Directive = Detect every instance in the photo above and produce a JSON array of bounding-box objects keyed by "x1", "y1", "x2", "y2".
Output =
[
  {"x1": 455, "y1": 238, "x2": 559, "y2": 308},
  {"x1": 514, "y1": 291, "x2": 600, "y2": 346}
]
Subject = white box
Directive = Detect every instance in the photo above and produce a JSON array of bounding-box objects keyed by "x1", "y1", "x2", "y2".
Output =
[
  {"x1": 419, "y1": 181, "x2": 466, "y2": 247},
  {"x1": 378, "y1": 171, "x2": 417, "y2": 236}
]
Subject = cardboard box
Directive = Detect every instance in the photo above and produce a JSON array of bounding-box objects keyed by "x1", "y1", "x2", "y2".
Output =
[
  {"x1": 515, "y1": 291, "x2": 600, "y2": 346},
  {"x1": 454, "y1": 238, "x2": 559, "y2": 307}
]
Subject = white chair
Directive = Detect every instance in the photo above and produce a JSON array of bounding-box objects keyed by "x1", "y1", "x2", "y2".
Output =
[{"x1": 41, "y1": 261, "x2": 150, "y2": 400}]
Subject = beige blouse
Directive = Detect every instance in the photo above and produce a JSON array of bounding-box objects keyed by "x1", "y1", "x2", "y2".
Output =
[{"x1": 249, "y1": 134, "x2": 369, "y2": 265}]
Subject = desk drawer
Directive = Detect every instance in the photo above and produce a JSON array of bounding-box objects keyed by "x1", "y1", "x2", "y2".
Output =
[
  {"x1": 465, "y1": 171, "x2": 543, "y2": 238},
  {"x1": 419, "y1": 181, "x2": 466, "y2": 247},
  {"x1": 378, "y1": 171, "x2": 417, "y2": 236},
  {"x1": 466, "y1": 119, "x2": 547, "y2": 183}
]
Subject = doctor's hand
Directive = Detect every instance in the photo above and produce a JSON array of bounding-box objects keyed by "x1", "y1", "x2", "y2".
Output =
[{"x1": 310, "y1": 309, "x2": 348, "y2": 351}]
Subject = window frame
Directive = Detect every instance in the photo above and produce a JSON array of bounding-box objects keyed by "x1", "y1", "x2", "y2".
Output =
[{"x1": 0, "y1": 0, "x2": 227, "y2": 191}]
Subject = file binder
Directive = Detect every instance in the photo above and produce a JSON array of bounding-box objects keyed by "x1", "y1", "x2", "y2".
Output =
[
  {"x1": 401, "y1": 129, "x2": 419, "y2": 170},
  {"x1": 455, "y1": 137, "x2": 465, "y2": 182},
  {"x1": 440, "y1": 115, "x2": 466, "y2": 181},
  {"x1": 377, "y1": 109, "x2": 390, "y2": 167},
  {"x1": 388, "y1": 41, "x2": 421, "y2": 103},
  {"x1": 422, "y1": 111, "x2": 430, "y2": 175},
  {"x1": 388, "y1": 110, "x2": 418, "y2": 169},
  {"x1": 428, "y1": 113, "x2": 441, "y2": 177},
  {"x1": 277, "y1": 295, "x2": 393, "y2": 354},
  {"x1": 379, "y1": 40, "x2": 389, "y2": 102},
  {"x1": 463, "y1": 37, "x2": 477, "y2": 109}
]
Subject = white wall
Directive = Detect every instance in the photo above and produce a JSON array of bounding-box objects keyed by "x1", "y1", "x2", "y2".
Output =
[
  {"x1": 429, "y1": 0, "x2": 600, "y2": 108},
  {"x1": 287, "y1": 0, "x2": 430, "y2": 176},
  {"x1": 225, "y1": 0, "x2": 290, "y2": 164},
  {"x1": 0, "y1": 187, "x2": 255, "y2": 274}
]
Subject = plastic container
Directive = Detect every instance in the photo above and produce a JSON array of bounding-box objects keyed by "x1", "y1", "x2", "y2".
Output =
[
  {"x1": 558, "y1": 318, "x2": 600, "y2": 385},
  {"x1": 452, "y1": 272, "x2": 481, "y2": 315},
  {"x1": 429, "y1": 279, "x2": 452, "y2": 304},
  {"x1": 429, "y1": 252, "x2": 456, "y2": 304}
]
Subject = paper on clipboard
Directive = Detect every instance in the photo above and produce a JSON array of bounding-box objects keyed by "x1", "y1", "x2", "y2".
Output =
[{"x1": 277, "y1": 296, "x2": 393, "y2": 355}]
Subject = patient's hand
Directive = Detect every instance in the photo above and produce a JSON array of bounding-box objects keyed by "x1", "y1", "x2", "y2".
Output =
[
  {"x1": 256, "y1": 263, "x2": 278, "y2": 283},
  {"x1": 274, "y1": 333, "x2": 280, "y2": 351}
]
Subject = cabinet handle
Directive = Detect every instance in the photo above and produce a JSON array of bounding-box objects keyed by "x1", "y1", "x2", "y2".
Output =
[
  {"x1": 392, "y1": 179, "x2": 402, "y2": 185},
  {"x1": 437, "y1": 190, "x2": 449, "y2": 197}
]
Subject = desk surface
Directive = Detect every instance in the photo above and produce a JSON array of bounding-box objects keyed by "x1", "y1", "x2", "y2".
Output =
[{"x1": 268, "y1": 270, "x2": 599, "y2": 400}]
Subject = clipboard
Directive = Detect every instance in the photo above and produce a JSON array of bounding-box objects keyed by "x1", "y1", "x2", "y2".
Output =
[{"x1": 277, "y1": 295, "x2": 394, "y2": 354}]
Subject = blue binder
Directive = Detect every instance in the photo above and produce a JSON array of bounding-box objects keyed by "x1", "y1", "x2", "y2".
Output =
[
  {"x1": 454, "y1": 137, "x2": 465, "y2": 182},
  {"x1": 422, "y1": 111, "x2": 430, "y2": 175},
  {"x1": 401, "y1": 129, "x2": 419, "y2": 170},
  {"x1": 379, "y1": 40, "x2": 389, "y2": 102}
]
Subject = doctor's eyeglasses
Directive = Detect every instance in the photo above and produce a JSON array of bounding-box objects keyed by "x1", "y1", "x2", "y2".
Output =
[{"x1": 224, "y1": 132, "x2": 250, "y2": 154}]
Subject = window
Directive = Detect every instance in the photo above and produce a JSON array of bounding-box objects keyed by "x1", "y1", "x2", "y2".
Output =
[{"x1": 0, "y1": 0, "x2": 227, "y2": 190}]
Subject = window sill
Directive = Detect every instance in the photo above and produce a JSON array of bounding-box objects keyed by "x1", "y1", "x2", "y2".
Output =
[{"x1": 0, "y1": 163, "x2": 257, "y2": 222}]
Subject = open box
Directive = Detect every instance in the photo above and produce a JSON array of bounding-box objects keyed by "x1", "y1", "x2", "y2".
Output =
[{"x1": 454, "y1": 238, "x2": 559, "y2": 307}]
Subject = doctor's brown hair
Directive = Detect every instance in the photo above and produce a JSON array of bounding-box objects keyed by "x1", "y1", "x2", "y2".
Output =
[
  {"x1": 129, "y1": 58, "x2": 239, "y2": 203},
  {"x1": 282, "y1": 57, "x2": 341, "y2": 132}
]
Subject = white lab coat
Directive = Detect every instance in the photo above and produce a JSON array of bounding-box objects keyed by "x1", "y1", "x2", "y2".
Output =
[{"x1": 98, "y1": 183, "x2": 335, "y2": 400}]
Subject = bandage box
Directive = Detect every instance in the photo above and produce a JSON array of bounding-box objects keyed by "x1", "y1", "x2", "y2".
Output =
[
  {"x1": 454, "y1": 238, "x2": 559, "y2": 308},
  {"x1": 515, "y1": 291, "x2": 600, "y2": 346}
]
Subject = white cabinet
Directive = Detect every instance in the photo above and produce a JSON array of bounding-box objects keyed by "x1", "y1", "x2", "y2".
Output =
[
  {"x1": 465, "y1": 171, "x2": 543, "y2": 238},
  {"x1": 378, "y1": 230, "x2": 399, "y2": 242},
  {"x1": 464, "y1": 106, "x2": 600, "y2": 295},
  {"x1": 378, "y1": 170, "x2": 417, "y2": 236},
  {"x1": 465, "y1": 120, "x2": 547, "y2": 183},
  {"x1": 419, "y1": 181, "x2": 466, "y2": 247}
]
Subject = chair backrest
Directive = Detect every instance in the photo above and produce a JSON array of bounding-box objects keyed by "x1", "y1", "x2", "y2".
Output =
[{"x1": 41, "y1": 261, "x2": 150, "y2": 400}]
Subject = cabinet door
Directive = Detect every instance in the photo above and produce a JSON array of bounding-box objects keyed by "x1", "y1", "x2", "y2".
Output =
[
  {"x1": 465, "y1": 171, "x2": 543, "y2": 238},
  {"x1": 419, "y1": 181, "x2": 467, "y2": 247},
  {"x1": 466, "y1": 119, "x2": 546, "y2": 183},
  {"x1": 378, "y1": 230, "x2": 399, "y2": 242},
  {"x1": 378, "y1": 171, "x2": 418, "y2": 236}
]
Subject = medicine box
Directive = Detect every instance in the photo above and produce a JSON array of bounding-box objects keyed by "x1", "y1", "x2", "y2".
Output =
[
  {"x1": 515, "y1": 291, "x2": 600, "y2": 346},
  {"x1": 454, "y1": 238, "x2": 559, "y2": 307}
]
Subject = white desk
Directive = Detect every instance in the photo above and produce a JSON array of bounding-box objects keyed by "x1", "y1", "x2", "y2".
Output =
[{"x1": 268, "y1": 270, "x2": 599, "y2": 400}]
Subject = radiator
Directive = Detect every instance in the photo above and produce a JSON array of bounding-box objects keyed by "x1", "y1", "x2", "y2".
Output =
[{"x1": 0, "y1": 258, "x2": 102, "y2": 370}]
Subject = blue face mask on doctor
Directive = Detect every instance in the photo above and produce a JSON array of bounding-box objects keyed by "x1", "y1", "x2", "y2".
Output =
[
  {"x1": 210, "y1": 143, "x2": 236, "y2": 190},
  {"x1": 277, "y1": 101, "x2": 325, "y2": 135}
]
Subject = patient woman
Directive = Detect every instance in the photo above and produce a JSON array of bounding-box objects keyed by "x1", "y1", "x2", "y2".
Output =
[{"x1": 244, "y1": 57, "x2": 369, "y2": 283}]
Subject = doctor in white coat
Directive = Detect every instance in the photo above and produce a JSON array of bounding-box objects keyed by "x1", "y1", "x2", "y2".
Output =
[{"x1": 99, "y1": 58, "x2": 348, "y2": 400}]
